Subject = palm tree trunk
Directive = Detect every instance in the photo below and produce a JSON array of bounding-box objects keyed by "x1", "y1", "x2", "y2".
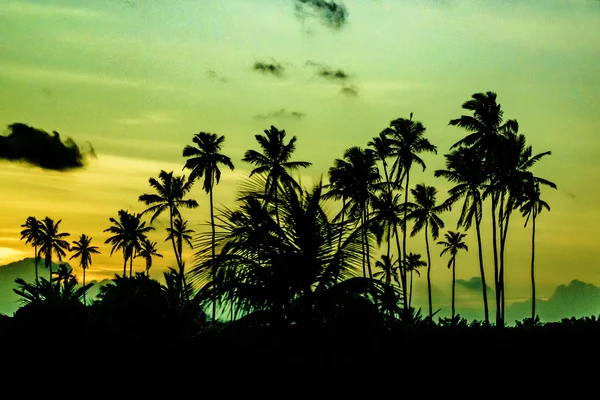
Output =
[
  {"x1": 129, "y1": 255, "x2": 133, "y2": 278},
  {"x1": 498, "y1": 192, "x2": 507, "y2": 324},
  {"x1": 425, "y1": 221, "x2": 432, "y2": 319},
  {"x1": 531, "y1": 211, "x2": 537, "y2": 321},
  {"x1": 402, "y1": 171, "x2": 410, "y2": 308},
  {"x1": 491, "y1": 193, "x2": 501, "y2": 327},
  {"x1": 210, "y1": 185, "x2": 217, "y2": 322},
  {"x1": 168, "y1": 208, "x2": 184, "y2": 301},
  {"x1": 83, "y1": 267, "x2": 87, "y2": 305},
  {"x1": 336, "y1": 197, "x2": 346, "y2": 283},
  {"x1": 409, "y1": 268, "x2": 413, "y2": 308},
  {"x1": 364, "y1": 204, "x2": 373, "y2": 279},
  {"x1": 500, "y1": 208, "x2": 512, "y2": 323},
  {"x1": 34, "y1": 245, "x2": 39, "y2": 285},
  {"x1": 394, "y1": 229, "x2": 407, "y2": 310},
  {"x1": 123, "y1": 254, "x2": 127, "y2": 277},
  {"x1": 475, "y1": 217, "x2": 489, "y2": 324},
  {"x1": 451, "y1": 257, "x2": 456, "y2": 321}
]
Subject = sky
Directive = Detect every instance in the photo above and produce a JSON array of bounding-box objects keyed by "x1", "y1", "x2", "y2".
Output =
[{"x1": 0, "y1": 0, "x2": 599, "y2": 319}]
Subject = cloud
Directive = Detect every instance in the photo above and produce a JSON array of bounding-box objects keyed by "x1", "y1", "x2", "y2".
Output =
[
  {"x1": 294, "y1": 0, "x2": 348, "y2": 29},
  {"x1": 456, "y1": 277, "x2": 494, "y2": 294},
  {"x1": 253, "y1": 61, "x2": 285, "y2": 77},
  {"x1": 0, "y1": 1, "x2": 107, "y2": 19},
  {"x1": 0, "y1": 123, "x2": 94, "y2": 171},
  {"x1": 340, "y1": 85, "x2": 359, "y2": 97},
  {"x1": 207, "y1": 69, "x2": 229, "y2": 83},
  {"x1": 305, "y1": 61, "x2": 350, "y2": 81},
  {"x1": 254, "y1": 109, "x2": 306, "y2": 120},
  {"x1": 117, "y1": 111, "x2": 174, "y2": 126},
  {"x1": 507, "y1": 280, "x2": 600, "y2": 322}
]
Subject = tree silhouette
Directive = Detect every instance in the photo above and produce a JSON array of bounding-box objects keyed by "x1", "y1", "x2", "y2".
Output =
[
  {"x1": 139, "y1": 170, "x2": 198, "y2": 297},
  {"x1": 38, "y1": 217, "x2": 70, "y2": 280},
  {"x1": 437, "y1": 231, "x2": 468, "y2": 321},
  {"x1": 135, "y1": 238, "x2": 163, "y2": 277},
  {"x1": 242, "y1": 125, "x2": 312, "y2": 226},
  {"x1": 165, "y1": 216, "x2": 194, "y2": 298},
  {"x1": 20, "y1": 216, "x2": 42, "y2": 285},
  {"x1": 403, "y1": 252, "x2": 426, "y2": 309},
  {"x1": 69, "y1": 234, "x2": 100, "y2": 305},
  {"x1": 435, "y1": 146, "x2": 489, "y2": 323},
  {"x1": 520, "y1": 180, "x2": 552, "y2": 321},
  {"x1": 405, "y1": 184, "x2": 446, "y2": 318},
  {"x1": 183, "y1": 132, "x2": 234, "y2": 320},
  {"x1": 104, "y1": 210, "x2": 154, "y2": 277},
  {"x1": 384, "y1": 113, "x2": 436, "y2": 311}
]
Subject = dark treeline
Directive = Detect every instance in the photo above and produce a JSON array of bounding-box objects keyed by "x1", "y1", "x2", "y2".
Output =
[{"x1": 4, "y1": 91, "x2": 597, "y2": 374}]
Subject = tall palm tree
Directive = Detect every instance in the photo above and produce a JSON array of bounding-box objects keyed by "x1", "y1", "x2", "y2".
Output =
[
  {"x1": 139, "y1": 170, "x2": 198, "y2": 285},
  {"x1": 437, "y1": 231, "x2": 468, "y2": 321},
  {"x1": 434, "y1": 146, "x2": 490, "y2": 323},
  {"x1": 69, "y1": 234, "x2": 100, "y2": 304},
  {"x1": 183, "y1": 132, "x2": 234, "y2": 318},
  {"x1": 384, "y1": 113, "x2": 436, "y2": 309},
  {"x1": 38, "y1": 217, "x2": 70, "y2": 281},
  {"x1": 373, "y1": 254, "x2": 400, "y2": 287},
  {"x1": 520, "y1": 180, "x2": 552, "y2": 321},
  {"x1": 404, "y1": 252, "x2": 427, "y2": 309},
  {"x1": 104, "y1": 210, "x2": 154, "y2": 277},
  {"x1": 20, "y1": 216, "x2": 42, "y2": 284},
  {"x1": 242, "y1": 125, "x2": 312, "y2": 226},
  {"x1": 165, "y1": 216, "x2": 194, "y2": 268},
  {"x1": 405, "y1": 184, "x2": 446, "y2": 318},
  {"x1": 135, "y1": 238, "x2": 163, "y2": 277}
]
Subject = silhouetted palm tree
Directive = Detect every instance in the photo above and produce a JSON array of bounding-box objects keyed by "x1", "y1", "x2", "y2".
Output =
[
  {"x1": 520, "y1": 180, "x2": 552, "y2": 321},
  {"x1": 20, "y1": 216, "x2": 42, "y2": 285},
  {"x1": 183, "y1": 132, "x2": 234, "y2": 319},
  {"x1": 165, "y1": 216, "x2": 194, "y2": 298},
  {"x1": 373, "y1": 254, "x2": 400, "y2": 287},
  {"x1": 104, "y1": 210, "x2": 154, "y2": 277},
  {"x1": 69, "y1": 234, "x2": 100, "y2": 305},
  {"x1": 403, "y1": 252, "x2": 426, "y2": 309},
  {"x1": 437, "y1": 231, "x2": 468, "y2": 321},
  {"x1": 139, "y1": 170, "x2": 198, "y2": 293},
  {"x1": 242, "y1": 125, "x2": 312, "y2": 226},
  {"x1": 405, "y1": 184, "x2": 446, "y2": 318},
  {"x1": 135, "y1": 238, "x2": 163, "y2": 277},
  {"x1": 38, "y1": 217, "x2": 70, "y2": 281},
  {"x1": 435, "y1": 146, "x2": 489, "y2": 323},
  {"x1": 384, "y1": 113, "x2": 436, "y2": 309}
]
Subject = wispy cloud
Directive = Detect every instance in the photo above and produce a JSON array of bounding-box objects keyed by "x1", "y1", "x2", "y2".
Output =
[
  {"x1": 207, "y1": 69, "x2": 230, "y2": 83},
  {"x1": 340, "y1": 85, "x2": 359, "y2": 97},
  {"x1": 118, "y1": 111, "x2": 174, "y2": 126},
  {"x1": 0, "y1": 1, "x2": 108, "y2": 19},
  {"x1": 305, "y1": 61, "x2": 351, "y2": 81},
  {"x1": 0, "y1": 63, "x2": 180, "y2": 92},
  {"x1": 294, "y1": 0, "x2": 348, "y2": 29},
  {"x1": 254, "y1": 109, "x2": 306, "y2": 120},
  {"x1": 253, "y1": 60, "x2": 285, "y2": 77}
]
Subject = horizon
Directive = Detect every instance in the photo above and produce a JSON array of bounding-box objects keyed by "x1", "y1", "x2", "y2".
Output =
[{"x1": 1, "y1": 0, "x2": 599, "y2": 320}]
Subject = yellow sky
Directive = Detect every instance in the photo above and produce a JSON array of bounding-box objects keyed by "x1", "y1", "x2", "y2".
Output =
[{"x1": 1, "y1": 0, "x2": 599, "y2": 316}]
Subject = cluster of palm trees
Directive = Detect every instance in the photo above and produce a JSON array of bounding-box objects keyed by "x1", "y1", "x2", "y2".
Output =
[{"x1": 16, "y1": 91, "x2": 555, "y2": 328}]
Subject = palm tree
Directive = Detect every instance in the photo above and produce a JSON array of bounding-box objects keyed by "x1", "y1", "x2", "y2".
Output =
[
  {"x1": 520, "y1": 180, "x2": 552, "y2": 321},
  {"x1": 104, "y1": 210, "x2": 154, "y2": 277},
  {"x1": 69, "y1": 234, "x2": 100, "y2": 304},
  {"x1": 434, "y1": 146, "x2": 489, "y2": 323},
  {"x1": 135, "y1": 238, "x2": 163, "y2": 277},
  {"x1": 384, "y1": 113, "x2": 436, "y2": 309},
  {"x1": 403, "y1": 252, "x2": 426, "y2": 309},
  {"x1": 373, "y1": 254, "x2": 400, "y2": 287},
  {"x1": 139, "y1": 170, "x2": 198, "y2": 288},
  {"x1": 405, "y1": 184, "x2": 446, "y2": 318},
  {"x1": 242, "y1": 125, "x2": 312, "y2": 226},
  {"x1": 20, "y1": 216, "x2": 42, "y2": 284},
  {"x1": 437, "y1": 231, "x2": 468, "y2": 321},
  {"x1": 165, "y1": 216, "x2": 194, "y2": 269},
  {"x1": 38, "y1": 217, "x2": 70, "y2": 281},
  {"x1": 183, "y1": 132, "x2": 234, "y2": 318}
]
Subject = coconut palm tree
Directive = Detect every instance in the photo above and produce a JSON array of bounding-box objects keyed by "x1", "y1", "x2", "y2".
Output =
[
  {"x1": 437, "y1": 231, "x2": 468, "y2": 321},
  {"x1": 373, "y1": 254, "x2": 400, "y2": 287},
  {"x1": 20, "y1": 216, "x2": 42, "y2": 284},
  {"x1": 405, "y1": 184, "x2": 446, "y2": 318},
  {"x1": 182, "y1": 132, "x2": 234, "y2": 317},
  {"x1": 383, "y1": 113, "x2": 436, "y2": 306},
  {"x1": 135, "y1": 238, "x2": 163, "y2": 277},
  {"x1": 38, "y1": 217, "x2": 70, "y2": 281},
  {"x1": 520, "y1": 180, "x2": 552, "y2": 321},
  {"x1": 104, "y1": 210, "x2": 154, "y2": 277},
  {"x1": 69, "y1": 234, "x2": 100, "y2": 304},
  {"x1": 242, "y1": 125, "x2": 312, "y2": 226},
  {"x1": 403, "y1": 252, "x2": 426, "y2": 309},
  {"x1": 434, "y1": 146, "x2": 490, "y2": 323},
  {"x1": 139, "y1": 170, "x2": 198, "y2": 287}
]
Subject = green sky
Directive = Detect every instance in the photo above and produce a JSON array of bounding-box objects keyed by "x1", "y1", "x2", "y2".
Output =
[{"x1": 1, "y1": 0, "x2": 599, "y2": 318}]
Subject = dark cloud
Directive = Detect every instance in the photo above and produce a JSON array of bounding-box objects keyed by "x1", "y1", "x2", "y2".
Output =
[
  {"x1": 207, "y1": 69, "x2": 229, "y2": 83},
  {"x1": 340, "y1": 85, "x2": 359, "y2": 97},
  {"x1": 0, "y1": 123, "x2": 93, "y2": 171},
  {"x1": 253, "y1": 61, "x2": 284, "y2": 77},
  {"x1": 255, "y1": 109, "x2": 306, "y2": 120},
  {"x1": 294, "y1": 0, "x2": 348, "y2": 29},
  {"x1": 456, "y1": 277, "x2": 494, "y2": 294},
  {"x1": 305, "y1": 60, "x2": 350, "y2": 81},
  {"x1": 507, "y1": 280, "x2": 600, "y2": 322}
]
